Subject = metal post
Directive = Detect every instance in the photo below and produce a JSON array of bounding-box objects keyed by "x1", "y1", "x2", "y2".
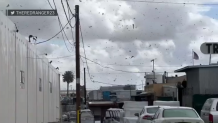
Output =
[
  {"x1": 151, "y1": 59, "x2": 155, "y2": 83},
  {"x1": 84, "y1": 68, "x2": 86, "y2": 105},
  {"x1": 75, "y1": 5, "x2": 81, "y2": 123},
  {"x1": 209, "y1": 53, "x2": 211, "y2": 65},
  {"x1": 129, "y1": 85, "x2": 132, "y2": 101}
]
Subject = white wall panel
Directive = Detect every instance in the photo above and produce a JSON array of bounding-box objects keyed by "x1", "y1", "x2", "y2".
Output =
[
  {"x1": 37, "y1": 56, "x2": 44, "y2": 123},
  {"x1": 27, "y1": 45, "x2": 37, "y2": 123},
  {"x1": 48, "y1": 65, "x2": 53, "y2": 122},
  {"x1": 7, "y1": 22, "x2": 16, "y2": 123},
  {"x1": 43, "y1": 60, "x2": 49, "y2": 123},
  {"x1": 53, "y1": 70, "x2": 57, "y2": 122},
  {"x1": 0, "y1": 12, "x2": 60, "y2": 123},
  {"x1": 16, "y1": 33, "x2": 28, "y2": 123},
  {"x1": 0, "y1": 15, "x2": 15, "y2": 123}
]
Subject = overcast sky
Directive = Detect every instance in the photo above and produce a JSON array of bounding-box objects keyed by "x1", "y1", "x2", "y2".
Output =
[{"x1": 1, "y1": 0, "x2": 218, "y2": 90}]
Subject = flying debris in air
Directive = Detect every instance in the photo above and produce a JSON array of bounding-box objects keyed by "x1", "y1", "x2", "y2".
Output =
[
  {"x1": 6, "y1": 4, "x2": 9, "y2": 7},
  {"x1": 133, "y1": 24, "x2": 134, "y2": 29},
  {"x1": 89, "y1": 26, "x2": 92, "y2": 28},
  {"x1": 114, "y1": 78, "x2": 116, "y2": 81},
  {"x1": 131, "y1": 56, "x2": 134, "y2": 58}
]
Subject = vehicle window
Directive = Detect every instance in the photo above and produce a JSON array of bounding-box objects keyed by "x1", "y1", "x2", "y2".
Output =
[
  {"x1": 163, "y1": 109, "x2": 198, "y2": 118},
  {"x1": 153, "y1": 110, "x2": 160, "y2": 119},
  {"x1": 147, "y1": 107, "x2": 159, "y2": 114},
  {"x1": 216, "y1": 102, "x2": 218, "y2": 111},
  {"x1": 140, "y1": 108, "x2": 145, "y2": 115},
  {"x1": 203, "y1": 99, "x2": 213, "y2": 111}
]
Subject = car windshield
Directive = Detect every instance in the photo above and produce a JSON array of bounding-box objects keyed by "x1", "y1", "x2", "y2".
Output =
[
  {"x1": 163, "y1": 109, "x2": 199, "y2": 118},
  {"x1": 147, "y1": 107, "x2": 159, "y2": 114}
]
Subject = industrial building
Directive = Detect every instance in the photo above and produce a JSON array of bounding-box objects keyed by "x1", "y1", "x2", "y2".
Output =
[
  {"x1": 175, "y1": 65, "x2": 218, "y2": 107},
  {"x1": 0, "y1": 12, "x2": 60, "y2": 123}
]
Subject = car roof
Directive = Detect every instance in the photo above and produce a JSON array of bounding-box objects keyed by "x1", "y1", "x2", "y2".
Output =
[
  {"x1": 161, "y1": 106, "x2": 193, "y2": 109},
  {"x1": 143, "y1": 106, "x2": 171, "y2": 108}
]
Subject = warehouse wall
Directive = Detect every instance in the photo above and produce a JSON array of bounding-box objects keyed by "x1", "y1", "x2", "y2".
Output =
[{"x1": 0, "y1": 12, "x2": 60, "y2": 123}]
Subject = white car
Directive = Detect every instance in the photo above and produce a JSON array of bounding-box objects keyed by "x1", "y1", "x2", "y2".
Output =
[
  {"x1": 201, "y1": 98, "x2": 218, "y2": 123},
  {"x1": 135, "y1": 106, "x2": 170, "y2": 123},
  {"x1": 147, "y1": 106, "x2": 204, "y2": 123}
]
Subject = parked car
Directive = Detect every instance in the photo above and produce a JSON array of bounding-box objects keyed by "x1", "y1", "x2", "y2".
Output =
[
  {"x1": 147, "y1": 106, "x2": 204, "y2": 123},
  {"x1": 61, "y1": 97, "x2": 70, "y2": 105},
  {"x1": 62, "y1": 114, "x2": 69, "y2": 121},
  {"x1": 135, "y1": 106, "x2": 170, "y2": 123},
  {"x1": 104, "y1": 108, "x2": 124, "y2": 123},
  {"x1": 201, "y1": 98, "x2": 218, "y2": 123},
  {"x1": 69, "y1": 109, "x2": 94, "y2": 123}
]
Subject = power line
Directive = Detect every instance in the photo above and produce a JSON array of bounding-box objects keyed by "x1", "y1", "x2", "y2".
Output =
[
  {"x1": 66, "y1": 0, "x2": 75, "y2": 43},
  {"x1": 47, "y1": 0, "x2": 54, "y2": 9},
  {"x1": 49, "y1": 0, "x2": 71, "y2": 52},
  {"x1": 88, "y1": 63, "x2": 182, "y2": 67},
  {"x1": 27, "y1": 55, "x2": 74, "y2": 59},
  {"x1": 36, "y1": 15, "x2": 75, "y2": 44},
  {"x1": 54, "y1": 0, "x2": 74, "y2": 51},
  {"x1": 80, "y1": 23, "x2": 93, "y2": 82},
  {"x1": 83, "y1": 72, "x2": 175, "y2": 74},
  {"x1": 80, "y1": 55, "x2": 144, "y2": 73},
  {"x1": 113, "y1": 0, "x2": 218, "y2": 5}
]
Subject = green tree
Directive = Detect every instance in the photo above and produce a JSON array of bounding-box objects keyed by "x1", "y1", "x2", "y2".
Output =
[{"x1": 63, "y1": 71, "x2": 74, "y2": 97}]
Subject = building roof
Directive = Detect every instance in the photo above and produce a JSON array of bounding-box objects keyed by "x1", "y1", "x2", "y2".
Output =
[{"x1": 174, "y1": 65, "x2": 218, "y2": 72}]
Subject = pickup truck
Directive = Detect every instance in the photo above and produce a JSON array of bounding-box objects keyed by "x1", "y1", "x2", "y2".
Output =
[{"x1": 201, "y1": 98, "x2": 218, "y2": 123}]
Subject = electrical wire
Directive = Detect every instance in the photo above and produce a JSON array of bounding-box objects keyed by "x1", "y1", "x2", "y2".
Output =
[
  {"x1": 80, "y1": 55, "x2": 144, "y2": 73},
  {"x1": 112, "y1": 0, "x2": 218, "y2": 5},
  {"x1": 47, "y1": 0, "x2": 54, "y2": 9},
  {"x1": 50, "y1": 0, "x2": 71, "y2": 52},
  {"x1": 36, "y1": 15, "x2": 75, "y2": 44},
  {"x1": 66, "y1": 0, "x2": 75, "y2": 19},
  {"x1": 66, "y1": 0, "x2": 75, "y2": 43},
  {"x1": 88, "y1": 63, "x2": 182, "y2": 67},
  {"x1": 80, "y1": 23, "x2": 94, "y2": 82},
  {"x1": 27, "y1": 54, "x2": 74, "y2": 59},
  {"x1": 61, "y1": 0, "x2": 75, "y2": 29}
]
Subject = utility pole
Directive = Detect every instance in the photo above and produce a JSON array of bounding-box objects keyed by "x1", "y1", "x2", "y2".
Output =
[
  {"x1": 75, "y1": 5, "x2": 81, "y2": 123},
  {"x1": 84, "y1": 68, "x2": 86, "y2": 105},
  {"x1": 151, "y1": 59, "x2": 155, "y2": 84}
]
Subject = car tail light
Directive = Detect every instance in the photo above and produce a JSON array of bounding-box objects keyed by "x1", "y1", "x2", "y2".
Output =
[
  {"x1": 209, "y1": 114, "x2": 213, "y2": 123},
  {"x1": 142, "y1": 115, "x2": 151, "y2": 119}
]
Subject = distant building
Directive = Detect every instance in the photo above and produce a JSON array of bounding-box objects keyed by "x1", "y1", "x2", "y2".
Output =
[
  {"x1": 100, "y1": 85, "x2": 136, "y2": 91},
  {"x1": 145, "y1": 73, "x2": 164, "y2": 85},
  {"x1": 166, "y1": 75, "x2": 186, "y2": 83},
  {"x1": 60, "y1": 86, "x2": 92, "y2": 98},
  {"x1": 175, "y1": 65, "x2": 218, "y2": 107}
]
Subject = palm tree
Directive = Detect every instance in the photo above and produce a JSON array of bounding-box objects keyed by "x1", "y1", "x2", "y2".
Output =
[{"x1": 63, "y1": 71, "x2": 74, "y2": 97}]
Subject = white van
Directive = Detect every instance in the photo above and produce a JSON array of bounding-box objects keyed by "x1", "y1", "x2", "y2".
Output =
[{"x1": 201, "y1": 98, "x2": 218, "y2": 123}]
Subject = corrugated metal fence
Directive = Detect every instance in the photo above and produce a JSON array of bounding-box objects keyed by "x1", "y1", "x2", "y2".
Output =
[{"x1": 0, "y1": 12, "x2": 60, "y2": 123}]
